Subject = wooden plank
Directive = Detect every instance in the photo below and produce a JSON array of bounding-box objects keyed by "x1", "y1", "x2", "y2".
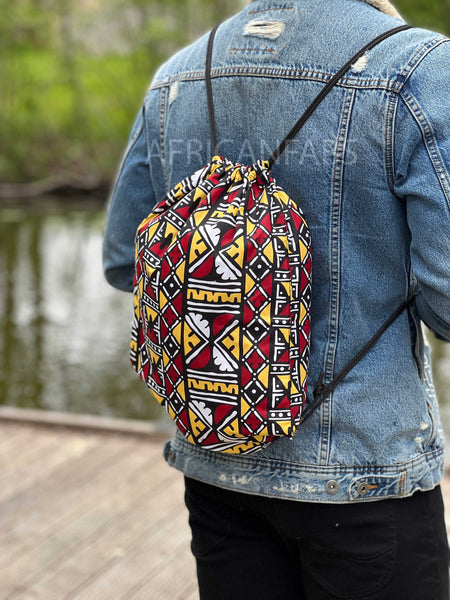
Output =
[
  {"x1": 0, "y1": 420, "x2": 448, "y2": 600},
  {"x1": 0, "y1": 423, "x2": 35, "y2": 452},
  {"x1": 0, "y1": 437, "x2": 150, "y2": 540},
  {"x1": 68, "y1": 509, "x2": 188, "y2": 597},
  {"x1": 0, "y1": 425, "x2": 99, "y2": 504},
  {"x1": 0, "y1": 424, "x2": 197, "y2": 599},
  {"x1": 0, "y1": 435, "x2": 140, "y2": 555},
  {"x1": 124, "y1": 539, "x2": 199, "y2": 600},
  {"x1": 0, "y1": 406, "x2": 173, "y2": 438},
  {"x1": 0, "y1": 423, "x2": 57, "y2": 467},
  {"x1": 6, "y1": 474, "x2": 191, "y2": 600},
  {"x1": 67, "y1": 501, "x2": 194, "y2": 600},
  {"x1": 6, "y1": 466, "x2": 182, "y2": 596}
]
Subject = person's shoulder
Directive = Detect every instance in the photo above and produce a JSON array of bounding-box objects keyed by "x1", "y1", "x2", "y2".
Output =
[
  {"x1": 149, "y1": 32, "x2": 210, "y2": 88},
  {"x1": 393, "y1": 27, "x2": 450, "y2": 91},
  {"x1": 398, "y1": 26, "x2": 449, "y2": 66},
  {"x1": 351, "y1": 24, "x2": 449, "y2": 91},
  {"x1": 149, "y1": 20, "x2": 240, "y2": 88}
]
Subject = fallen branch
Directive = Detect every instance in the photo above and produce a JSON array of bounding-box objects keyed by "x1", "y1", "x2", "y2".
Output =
[{"x1": 0, "y1": 170, "x2": 108, "y2": 199}]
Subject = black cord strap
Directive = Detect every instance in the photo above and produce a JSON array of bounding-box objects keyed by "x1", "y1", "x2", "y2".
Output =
[
  {"x1": 205, "y1": 24, "x2": 220, "y2": 156},
  {"x1": 267, "y1": 24, "x2": 411, "y2": 167},
  {"x1": 204, "y1": 23, "x2": 416, "y2": 424},
  {"x1": 300, "y1": 291, "x2": 417, "y2": 425},
  {"x1": 205, "y1": 23, "x2": 411, "y2": 166}
]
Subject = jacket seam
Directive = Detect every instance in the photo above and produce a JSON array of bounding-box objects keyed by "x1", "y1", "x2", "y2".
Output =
[
  {"x1": 149, "y1": 36, "x2": 448, "y2": 93},
  {"x1": 172, "y1": 434, "x2": 443, "y2": 474},
  {"x1": 399, "y1": 88, "x2": 450, "y2": 211},
  {"x1": 384, "y1": 92, "x2": 400, "y2": 196},
  {"x1": 149, "y1": 67, "x2": 405, "y2": 92},
  {"x1": 248, "y1": 6, "x2": 295, "y2": 16},
  {"x1": 319, "y1": 88, "x2": 356, "y2": 465},
  {"x1": 385, "y1": 38, "x2": 450, "y2": 203},
  {"x1": 394, "y1": 36, "x2": 449, "y2": 89},
  {"x1": 158, "y1": 85, "x2": 169, "y2": 193},
  {"x1": 148, "y1": 34, "x2": 450, "y2": 91}
]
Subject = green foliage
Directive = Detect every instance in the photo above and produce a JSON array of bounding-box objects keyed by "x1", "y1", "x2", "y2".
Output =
[
  {"x1": 0, "y1": 48, "x2": 160, "y2": 181},
  {"x1": 395, "y1": 0, "x2": 449, "y2": 34},
  {"x1": 0, "y1": 0, "x2": 244, "y2": 183},
  {"x1": 1, "y1": 0, "x2": 448, "y2": 184}
]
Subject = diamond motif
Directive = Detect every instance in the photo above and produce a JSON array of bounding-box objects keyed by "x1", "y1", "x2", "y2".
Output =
[{"x1": 130, "y1": 156, "x2": 311, "y2": 455}]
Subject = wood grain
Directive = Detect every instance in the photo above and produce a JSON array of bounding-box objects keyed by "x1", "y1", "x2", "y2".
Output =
[{"x1": 0, "y1": 417, "x2": 448, "y2": 599}]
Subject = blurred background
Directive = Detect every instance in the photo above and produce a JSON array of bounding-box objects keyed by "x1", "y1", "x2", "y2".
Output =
[{"x1": 0, "y1": 0, "x2": 449, "y2": 433}]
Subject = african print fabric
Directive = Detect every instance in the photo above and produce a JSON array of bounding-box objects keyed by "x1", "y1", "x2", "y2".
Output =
[{"x1": 130, "y1": 156, "x2": 312, "y2": 454}]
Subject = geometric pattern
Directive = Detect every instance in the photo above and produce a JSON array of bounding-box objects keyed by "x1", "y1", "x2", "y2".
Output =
[{"x1": 130, "y1": 156, "x2": 311, "y2": 454}]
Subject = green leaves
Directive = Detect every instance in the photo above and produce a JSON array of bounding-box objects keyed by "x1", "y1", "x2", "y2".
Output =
[
  {"x1": 0, "y1": 0, "x2": 244, "y2": 184},
  {"x1": 395, "y1": 0, "x2": 449, "y2": 34},
  {"x1": 1, "y1": 0, "x2": 447, "y2": 185}
]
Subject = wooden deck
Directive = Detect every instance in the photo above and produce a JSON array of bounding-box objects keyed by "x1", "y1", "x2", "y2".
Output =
[
  {"x1": 0, "y1": 413, "x2": 449, "y2": 599},
  {"x1": 0, "y1": 418, "x2": 197, "y2": 600}
]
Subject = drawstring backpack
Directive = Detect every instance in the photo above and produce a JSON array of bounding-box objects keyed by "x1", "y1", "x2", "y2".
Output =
[{"x1": 130, "y1": 23, "x2": 414, "y2": 454}]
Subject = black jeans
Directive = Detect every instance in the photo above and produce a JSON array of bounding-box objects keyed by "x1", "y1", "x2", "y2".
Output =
[{"x1": 184, "y1": 477, "x2": 449, "y2": 600}]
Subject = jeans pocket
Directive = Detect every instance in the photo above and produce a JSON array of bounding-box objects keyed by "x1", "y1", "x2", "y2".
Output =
[{"x1": 301, "y1": 502, "x2": 397, "y2": 599}]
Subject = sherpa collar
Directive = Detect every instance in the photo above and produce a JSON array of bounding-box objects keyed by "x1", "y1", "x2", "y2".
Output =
[
  {"x1": 362, "y1": 0, "x2": 402, "y2": 20},
  {"x1": 249, "y1": 0, "x2": 402, "y2": 20}
]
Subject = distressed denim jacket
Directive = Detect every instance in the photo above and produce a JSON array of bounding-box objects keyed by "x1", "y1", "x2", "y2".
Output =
[{"x1": 103, "y1": 0, "x2": 450, "y2": 502}]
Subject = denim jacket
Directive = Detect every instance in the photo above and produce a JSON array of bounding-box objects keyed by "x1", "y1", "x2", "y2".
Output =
[{"x1": 103, "y1": 0, "x2": 450, "y2": 502}]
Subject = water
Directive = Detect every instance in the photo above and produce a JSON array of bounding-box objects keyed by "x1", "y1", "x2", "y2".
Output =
[
  {"x1": 0, "y1": 200, "x2": 449, "y2": 440},
  {"x1": 0, "y1": 199, "x2": 164, "y2": 422}
]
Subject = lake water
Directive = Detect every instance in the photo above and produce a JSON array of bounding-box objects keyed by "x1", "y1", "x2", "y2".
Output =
[
  {"x1": 0, "y1": 199, "x2": 164, "y2": 423},
  {"x1": 0, "y1": 200, "x2": 449, "y2": 441}
]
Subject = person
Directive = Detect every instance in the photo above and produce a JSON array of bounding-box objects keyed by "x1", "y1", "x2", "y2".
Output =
[{"x1": 103, "y1": 0, "x2": 450, "y2": 597}]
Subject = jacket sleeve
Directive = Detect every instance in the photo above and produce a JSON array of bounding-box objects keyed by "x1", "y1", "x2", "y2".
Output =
[
  {"x1": 393, "y1": 40, "x2": 450, "y2": 342},
  {"x1": 102, "y1": 105, "x2": 157, "y2": 292}
]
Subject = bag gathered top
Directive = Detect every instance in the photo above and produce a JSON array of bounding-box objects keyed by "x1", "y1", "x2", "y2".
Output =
[{"x1": 130, "y1": 23, "x2": 413, "y2": 455}]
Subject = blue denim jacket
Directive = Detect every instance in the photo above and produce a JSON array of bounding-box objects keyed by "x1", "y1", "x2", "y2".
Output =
[{"x1": 103, "y1": 0, "x2": 450, "y2": 502}]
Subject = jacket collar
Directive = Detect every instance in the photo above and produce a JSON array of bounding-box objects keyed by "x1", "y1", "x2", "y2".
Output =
[
  {"x1": 249, "y1": 0, "x2": 402, "y2": 20},
  {"x1": 362, "y1": 0, "x2": 402, "y2": 20}
]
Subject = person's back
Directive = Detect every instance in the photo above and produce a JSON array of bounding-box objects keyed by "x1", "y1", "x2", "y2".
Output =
[{"x1": 103, "y1": 0, "x2": 450, "y2": 597}]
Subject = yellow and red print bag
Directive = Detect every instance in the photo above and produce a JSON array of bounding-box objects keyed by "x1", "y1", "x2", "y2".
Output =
[{"x1": 130, "y1": 156, "x2": 311, "y2": 454}]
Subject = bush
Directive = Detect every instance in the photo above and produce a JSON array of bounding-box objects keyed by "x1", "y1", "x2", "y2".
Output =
[{"x1": 1, "y1": 0, "x2": 447, "y2": 184}]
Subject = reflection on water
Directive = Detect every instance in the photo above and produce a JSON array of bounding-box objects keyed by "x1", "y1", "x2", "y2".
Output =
[
  {"x1": 0, "y1": 200, "x2": 165, "y2": 422},
  {"x1": 0, "y1": 200, "x2": 449, "y2": 440}
]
